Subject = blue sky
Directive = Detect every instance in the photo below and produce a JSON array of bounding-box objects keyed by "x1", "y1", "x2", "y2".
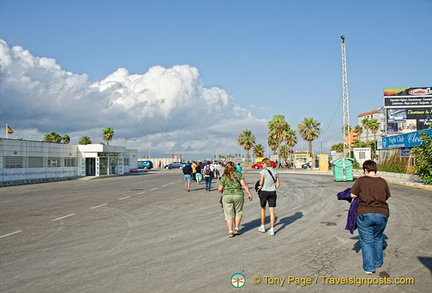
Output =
[{"x1": 0, "y1": 0, "x2": 431, "y2": 158}]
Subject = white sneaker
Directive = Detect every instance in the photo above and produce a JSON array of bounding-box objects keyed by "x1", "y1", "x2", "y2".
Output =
[
  {"x1": 267, "y1": 230, "x2": 274, "y2": 236},
  {"x1": 257, "y1": 226, "x2": 266, "y2": 233}
]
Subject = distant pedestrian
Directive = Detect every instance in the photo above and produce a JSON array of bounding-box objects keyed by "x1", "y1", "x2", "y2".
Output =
[
  {"x1": 218, "y1": 162, "x2": 253, "y2": 238},
  {"x1": 350, "y1": 160, "x2": 391, "y2": 275},
  {"x1": 203, "y1": 161, "x2": 214, "y2": 191},
  {"x1": 235, "y1": 163, "x2": 242, "y2": 173},
  {"x1": 195, "y1": 162, "x2": 202, "y2": 184},
  {"x1": 257, "y1": 158, "x2": 280, "y2": 236},
  {"x1": 159, "y1": 161, "x2": 162, "y2": 169},
  {"x1": 182, "y1": 162, "x2": 193, "y2": 192}
]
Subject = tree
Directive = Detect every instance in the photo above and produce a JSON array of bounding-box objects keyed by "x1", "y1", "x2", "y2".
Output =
[
  {"x1": 362, "y1": 118, "x2": 371, "y2": 142},
  {"x1": 237, "y1": 130, "x2": 255, "y2": 164},
  {"x1": 78, "y1": 136, "x2": 92, "y2": 145},
  {"x1": 284, "y1": 128, "x2": 297, "y2": 164},
  {"x1": 62, "y1": 135, "x2": 70, "y2": 144},
  {"x1": 298, "y1": 117, "x2": 321, "y2": 165},
  {"x1": 331, "y1": 143, "x2": 344, "y2": 152},
  {"x1": 102, "y1": 127, "x2": 114, "y2": 145},
  {"x1": 43, "y1": 131, "x2": 62, "y2": 143},
  {"x1": 369, "y1": 119, "x2": 380, "y2": 141},
  {"x1": 279, "y1": 145, "x2": 290, "y2": 163},
  {"x1": 411, "y1": 130, "x2": 432, "y2": 184},
  {"x1": 268, "y1": 115, "x2": 291, "y2": 164},
  {"x1": 253, "y1": 143, "x2": 265, "y2": 157},
  {"x1": 353, "y1": 125, "x2": 363, "y2": 142}
]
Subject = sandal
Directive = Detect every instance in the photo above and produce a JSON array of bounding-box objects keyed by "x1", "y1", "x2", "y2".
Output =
[
  {"x1": 233, "y1": 229, "x2": 241, "y2": 236},
  {"x1": 228, "y1": 232, "x2": 234, "y2": 238}
]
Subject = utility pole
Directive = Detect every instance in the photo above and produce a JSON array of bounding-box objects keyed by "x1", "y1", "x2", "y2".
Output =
[{"x1": 340, "y1": 35, "x2": 351, "y2": 159}]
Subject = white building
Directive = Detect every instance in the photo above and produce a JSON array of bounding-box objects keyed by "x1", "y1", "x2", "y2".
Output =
[
  {"x1": 0, "y1": 138, "x2": 137, "y2": 186},
  {"x1": 356, "y1": 107, "x2": 386, "y2": 142}
]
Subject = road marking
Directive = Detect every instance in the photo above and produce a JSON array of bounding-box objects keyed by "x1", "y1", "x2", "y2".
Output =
[
  {"x1": 150, "y1": 188, "x2": 158, "y2": 191},
  {"x1": 137, "y1": 191, "x2": 146, "y2": 194},
  {"x1": 0, "y1": 230, "x2": 22, "y2": 239},
  {"x1": 119, "y1": 196, "x2": 131, "y2": 200},
  {"x1": 52, "y1": 214, "x2": 76, "y2": 222},
  {"x1": 90, "y1": 203, "x2": 108, "y2": 209}
]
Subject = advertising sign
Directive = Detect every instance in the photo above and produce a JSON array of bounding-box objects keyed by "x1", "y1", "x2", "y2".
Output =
[
  {"x1": 381, "y1": 129, "x2": 432, "y2": 149},
  {"x1": 384, "y1": 87, "x2": 432, "y2": 135}
]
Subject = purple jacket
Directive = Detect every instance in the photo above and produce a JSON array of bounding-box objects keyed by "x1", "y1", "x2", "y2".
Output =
[{"x1": 336, "y1": 188, "x2": 359, "y2": 234}]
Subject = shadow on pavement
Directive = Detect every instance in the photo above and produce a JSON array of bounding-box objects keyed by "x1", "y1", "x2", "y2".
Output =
[{"x1": 241, "y1": 211, "x2": 304, "y2": 234}]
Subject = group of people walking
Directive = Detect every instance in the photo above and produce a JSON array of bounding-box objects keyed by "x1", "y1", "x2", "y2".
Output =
[
  {"x1": 182, "y1": 157, "x2": 391, "y2": 275},
  {"x1": 218, "y1": 158, "x2": 280, "y2": 238},
  {"x1": 182, "y1": 161, "x2": 224, "y2": 192}
]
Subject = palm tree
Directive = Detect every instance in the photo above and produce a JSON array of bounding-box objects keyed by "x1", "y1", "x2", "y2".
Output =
[
  {"x1": 298, "y1": 117, "x2": 321, "y2": 165},
  {"x1": 267, "y1": 136, "x2": 278, "y2": 155},
  {"x1": 78, "y1": 136, "x2": 92, "y2": 145},
  {"x1": 102, "y1": 127, "x2": 114, "y2": 145},
  {"x1": 237, "y1": 130, "x2": 255, "y2": 164},
  {"x1": 44, "y1": 131, "x2": 62, "y2": 143},
  {"x1": 62, "y1": 135, "x2": 70, "y2": 144},
  {"x1": 369, "y1": 119, "x2": 380, "y2": 141},
  {"x1": 331, "y1": 143, "x2": 344, "y2": 152},
  {"x1": 268, "y1": 115, "x2": 291, "y2": 164},
  {"x1": 284, "y1": 128, "x2": 297, "y2": 165},
  {"x1": 279, "y1": 145, "x2": 290, "y2": 164},
  {"x1": 362, "y1": 118, "x2": 371, "y2": 142},
  {"x1": 253, "y1": 143, "x2": 265, "y2": 157},
  {"x1": 353, "y1": 125, "x2": 363, "y2": 142}
]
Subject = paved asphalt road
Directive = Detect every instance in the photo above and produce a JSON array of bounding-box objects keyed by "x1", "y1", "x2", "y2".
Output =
[{"x1": 0, "y1": 170, "x2": 431, "y2": 293}]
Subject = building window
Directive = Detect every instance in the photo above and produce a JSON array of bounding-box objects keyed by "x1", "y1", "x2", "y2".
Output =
[
  {"x1": 4, "y1": 156, "x2": 24, "y2": 168},
  {"x1": 29, "y1": 157, "x2": 43, "y2": 168},
  {"x1": 124, "y1": 158, "x2": 130, "y2": 165},
  {"x1": 48, "y1": 157, "x2": 61, "y2": 167},
  {"x1": 64, "y1": 158, "x2": 76, "y2": 167}
]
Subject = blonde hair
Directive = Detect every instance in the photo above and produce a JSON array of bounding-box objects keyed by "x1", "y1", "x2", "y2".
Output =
[{"x1": 262, "y1": 158, "x2": 272, "y2": 167}]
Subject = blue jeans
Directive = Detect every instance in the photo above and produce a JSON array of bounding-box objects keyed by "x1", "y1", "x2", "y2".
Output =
[
  {"x1": 205, "y1": 176, "x2": 212, "y2": 190},
  {"x1": 356, "y1": 213, "x2": 388, "y2": 272}
]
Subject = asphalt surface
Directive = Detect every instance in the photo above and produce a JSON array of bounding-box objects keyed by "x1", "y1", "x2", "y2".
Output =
[{"x1": 0, "y1": 169, "x2": 431, "y2": 293}]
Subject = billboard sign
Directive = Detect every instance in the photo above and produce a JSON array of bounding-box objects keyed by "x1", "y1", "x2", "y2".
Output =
[
  {"x1": 384, "y1": 87, "x2": 432, "y2": 135},
  {"x1": 381, "y1": 129, "x2": 432, "y2": 149}
]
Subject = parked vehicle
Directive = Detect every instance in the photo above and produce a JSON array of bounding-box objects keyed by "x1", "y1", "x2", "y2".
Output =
[
  {"x1": 138, "y1": 160, "x2": 153, "y2": 169},
  {"x1": 301, "y1": 162, "x2": 312, "y2": 169},
  {"x1": 301, "y1": 161, "x2": 318, "y2": 169},
  {"x1": 164, "y1": 162, "x2": 184, "y2": 169},
  {"x1": 251, "y1": 161, "x2": 276, "y2": 169}
]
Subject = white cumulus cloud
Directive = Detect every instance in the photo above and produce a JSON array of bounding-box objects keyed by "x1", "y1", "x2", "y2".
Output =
[{"x1": 0, "y1": 39, "x2": 266, "y2": 158}]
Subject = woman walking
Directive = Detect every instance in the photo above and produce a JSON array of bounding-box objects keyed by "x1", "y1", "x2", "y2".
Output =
[
  {"x1": 350, "y1": 160, "x2": 391, "y2": 275},
  {"x1": 257, "y1": 158, "x2": 280, "y2": 236},
  {"x1": 218, "y1": 162, "x2": 253, "y2": 238}
]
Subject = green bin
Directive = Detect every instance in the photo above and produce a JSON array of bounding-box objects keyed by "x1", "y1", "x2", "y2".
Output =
[{"x1": 332, "y1": 158, "x2": 354, "y2": 181}]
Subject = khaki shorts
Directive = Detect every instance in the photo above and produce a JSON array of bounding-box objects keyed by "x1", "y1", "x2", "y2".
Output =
[{"x1": 222, "y1": 193, "x2": 244, "y2": 221}]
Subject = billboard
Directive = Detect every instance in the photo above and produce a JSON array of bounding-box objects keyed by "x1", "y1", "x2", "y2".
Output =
[
  {"x1": 381, "y1": 129, "x2": 432, "y2": 149},
  {"x1": 384, "y1": 87, "x2": 432, "y2": 135}
]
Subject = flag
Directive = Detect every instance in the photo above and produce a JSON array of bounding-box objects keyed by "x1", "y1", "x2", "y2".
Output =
[{"x1": 6, "y1": 125, "x2": 14, "y2": 134}]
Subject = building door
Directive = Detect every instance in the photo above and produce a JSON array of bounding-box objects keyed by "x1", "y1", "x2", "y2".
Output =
[{"x1": 85, "y1": 158, "x2": 96, "y2": 176}]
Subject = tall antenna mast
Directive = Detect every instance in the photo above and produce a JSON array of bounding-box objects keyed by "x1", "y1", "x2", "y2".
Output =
[{"x1": 340, "y1": 35, "x2": 351, "y2": 159}]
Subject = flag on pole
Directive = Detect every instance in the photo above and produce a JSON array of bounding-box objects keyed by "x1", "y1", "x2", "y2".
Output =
[{"x1": 6, "y1": 125, "x2": 14, "y2": 134}]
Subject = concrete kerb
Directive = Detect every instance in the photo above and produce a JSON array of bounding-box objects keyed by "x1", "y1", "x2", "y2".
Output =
[{"x1": 273, "y1": 168, "x2": 432, "y2": 191}]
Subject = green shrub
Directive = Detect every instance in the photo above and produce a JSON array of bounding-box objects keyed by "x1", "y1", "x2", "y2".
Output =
[{"x1": 411, "y1": 131, "x2": 432, "y2": 185}]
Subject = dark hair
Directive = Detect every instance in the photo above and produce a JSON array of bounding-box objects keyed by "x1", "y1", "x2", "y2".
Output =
[{"x1": 362, "y1": 160, "x2": 377, "y2": 173}]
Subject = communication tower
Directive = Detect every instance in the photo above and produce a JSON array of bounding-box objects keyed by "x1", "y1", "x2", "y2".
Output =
[{"x1": 340, "y1": 35, "x2": 351, "y2": 159}]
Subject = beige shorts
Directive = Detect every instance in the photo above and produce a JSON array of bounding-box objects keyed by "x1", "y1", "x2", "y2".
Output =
[{"x1": 222, "y1": 193, "x2": 244, "y2": 221}]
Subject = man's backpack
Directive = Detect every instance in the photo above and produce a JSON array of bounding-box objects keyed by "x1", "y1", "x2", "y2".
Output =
[{"x1": 204, "y1": 165, "x2": 212, "y2": 175}]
